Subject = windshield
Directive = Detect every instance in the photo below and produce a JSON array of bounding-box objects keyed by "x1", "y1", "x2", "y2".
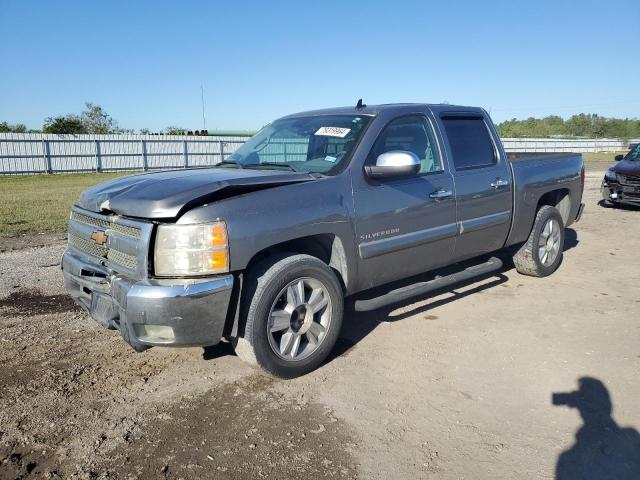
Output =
[
  {"x1": 625, "y1": 143, "x2": 640, "y2": 161},
  {"x1": 227, "y1": 115, "x2": 372, "y2": 175}
]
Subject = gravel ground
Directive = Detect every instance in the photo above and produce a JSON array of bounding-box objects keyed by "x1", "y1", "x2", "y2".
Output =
[{"x1": 1, "y1": 170, "x2": 639, "y2": 479}]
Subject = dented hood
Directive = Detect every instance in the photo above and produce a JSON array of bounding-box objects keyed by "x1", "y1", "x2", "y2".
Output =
[
  {"x1": 611, "y1": 159, "x2": 640, "y2": 177},
  {"x1": 77, "y1": 167, "x2": 316, "y2": 219}
]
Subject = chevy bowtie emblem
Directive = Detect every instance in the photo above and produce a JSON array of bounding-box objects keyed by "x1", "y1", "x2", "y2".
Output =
[{"x1": 90, "y1": 231, "x2": 108, "y2": 246}]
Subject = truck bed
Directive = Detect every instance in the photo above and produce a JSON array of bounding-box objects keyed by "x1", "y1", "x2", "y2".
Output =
[{"x1": 505, "y1": 152, "x2": 584, "y2": 247}]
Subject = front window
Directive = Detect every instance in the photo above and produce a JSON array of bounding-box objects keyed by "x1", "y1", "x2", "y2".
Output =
[
  {"x1": 368, "y1": 115, "x2": 442, "y2": 174},
  {"x1": 227, "y1": 115, "x2": 372, "y2": 175}
]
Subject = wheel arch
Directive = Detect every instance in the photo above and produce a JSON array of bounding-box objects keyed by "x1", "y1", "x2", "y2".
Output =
[
  {"x1": 242, "y1": 233, "x2": 350, "y2": 294},
  {"x1": 536, "y1": 188, "x2": 571, "y2": 225},
  {"x1": 506, "y1": 187, "x2": 572, "y2": 247}
]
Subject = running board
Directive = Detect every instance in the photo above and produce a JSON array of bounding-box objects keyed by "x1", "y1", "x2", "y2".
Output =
[{"x1": 353, "y1": 256, "x2": 503, "y2": 312}]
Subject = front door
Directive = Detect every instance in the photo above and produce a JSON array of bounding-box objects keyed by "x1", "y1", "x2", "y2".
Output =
[{"x1": 352, "y1": 114, "x2": 457, "y2": 290}]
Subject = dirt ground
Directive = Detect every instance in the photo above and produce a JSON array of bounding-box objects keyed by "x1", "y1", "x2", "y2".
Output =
[{"x1": 1, "y1": 168, "x2": 639, "y2": 479}]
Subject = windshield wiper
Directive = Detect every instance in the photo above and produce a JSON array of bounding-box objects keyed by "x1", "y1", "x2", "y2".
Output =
[
  {"x1": 244, "y1": 162, "x2": 298, "y2": 172},
  {"x1": 217, "y1": 160, "x2": 244, "y2": 168}
]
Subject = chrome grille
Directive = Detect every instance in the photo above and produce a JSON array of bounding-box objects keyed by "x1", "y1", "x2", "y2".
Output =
[
  {"x1": 107, "y1": 249, "x2": 138, "y2": 271},
  {"x1": 68, "y1": 231, "x2": 108, "y2": 258},
  {"x1": 71, "y1": 211, "x2": 109, "y2": 229},
  {"x1": 67, "y1": 208, "x2": 150, "y2": 276},
  {"x1": 70, "y1": 211, "x2": 141, "y2": 239},
  {"x1": 110, "y1": 223, "x2": 141, "y2": 239}
]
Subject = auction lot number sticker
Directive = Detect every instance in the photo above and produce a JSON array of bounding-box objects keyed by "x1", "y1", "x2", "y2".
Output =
[{"x1": 315, "y1": 127, "x2": 351, "y2": 138}]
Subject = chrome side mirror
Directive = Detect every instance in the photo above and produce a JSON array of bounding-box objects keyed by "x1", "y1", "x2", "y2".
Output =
[{"x1": 365, "y1": 151, "x2": 420, "y2": 179}]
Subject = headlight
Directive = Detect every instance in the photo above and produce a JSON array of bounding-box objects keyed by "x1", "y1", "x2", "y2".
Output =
[
  {"x1": 605, "y1": 169, "x2": 617, "y2": 182},
  {"x1": 154, "y1": 222, "x2": 229, "y2": 276}
]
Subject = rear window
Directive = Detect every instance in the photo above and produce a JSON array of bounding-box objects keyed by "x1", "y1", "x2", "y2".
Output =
[{"x1": 442, "y1": 116, "x2": 496, "y2": 170}]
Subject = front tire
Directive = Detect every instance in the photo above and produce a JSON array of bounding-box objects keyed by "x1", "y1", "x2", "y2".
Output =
[
  {"x1": 233, "y1": 254, "x2": 344, "y2": 379},
  {"x1": 513, "y1": 205, "x2": 565, "y2": 277}
]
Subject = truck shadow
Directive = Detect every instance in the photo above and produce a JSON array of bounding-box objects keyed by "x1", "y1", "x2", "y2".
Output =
[
  {"x1": 564, "y1": 228, "x2": 578, "y2": 251},
  {"x1": 553, "y1": 377, "x2": 640, "y2": 479},
  {"x1": 329, "y1": 227, "x2": 579, "y2": 364},
  {"x1": 327, "y1": 267, "x2": 511, "y2": 363}
]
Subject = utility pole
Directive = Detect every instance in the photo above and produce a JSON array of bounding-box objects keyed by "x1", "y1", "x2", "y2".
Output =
[{"x1": 200, "y1": 84, "x2": 206, "y2": 130}]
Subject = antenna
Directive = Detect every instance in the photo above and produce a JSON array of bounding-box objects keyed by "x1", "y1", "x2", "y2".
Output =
[
  {"x1": 356, "y1": 98, "x2": 366, "y2": 110},
  {"x1": 200, "y1": 84, "x2": 206, "y2": 130}
]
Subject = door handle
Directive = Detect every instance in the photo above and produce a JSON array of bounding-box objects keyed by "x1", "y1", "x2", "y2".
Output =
[
  {"x1": 429, "y1": 189, "x2": 453, "y2": 200},
  {"x1": 490, "y1": 178, "x2": 509, "y2": 189}
]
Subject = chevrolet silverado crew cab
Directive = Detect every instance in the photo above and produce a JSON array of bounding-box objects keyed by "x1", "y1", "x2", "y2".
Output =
[{"x1": 63, "y1": 103, "x2": 585, "y2": 378}]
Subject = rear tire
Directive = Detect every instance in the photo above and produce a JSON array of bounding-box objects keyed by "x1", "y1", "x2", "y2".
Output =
[
  {"x1": 513, "y1": 205, "x2": 565, "y2": 277},
  {"x1": 233, "y1": 253, "x2": 343, "y2": 379}
]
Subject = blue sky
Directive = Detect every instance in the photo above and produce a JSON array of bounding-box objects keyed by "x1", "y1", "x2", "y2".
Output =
[{"x1": 1, "y1": 0, "x2": 639, "y2": 131}]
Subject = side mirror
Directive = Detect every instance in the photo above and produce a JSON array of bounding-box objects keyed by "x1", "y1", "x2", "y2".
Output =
[
  {"x1": 615, "y1": 154, "x2": 624, "y2": 161},
  {"x1": 365, "y1": 151, "x2": 420, "y2": 179}
]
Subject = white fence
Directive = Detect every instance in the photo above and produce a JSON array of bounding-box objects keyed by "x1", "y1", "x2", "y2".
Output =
[
  {"x1": 0, "y1": 133, "x2": 635, "y2": 175},
  {"x1": 501, "y1": 137, "x2": 633, "y2": 153},
  {"x1": 0, "y1": 133, "x2": 250, "y2": 174}
]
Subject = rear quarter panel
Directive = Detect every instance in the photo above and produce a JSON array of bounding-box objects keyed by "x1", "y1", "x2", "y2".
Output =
[{"x1": 506, "y1": 154, "x2": 584, "y2": 246}]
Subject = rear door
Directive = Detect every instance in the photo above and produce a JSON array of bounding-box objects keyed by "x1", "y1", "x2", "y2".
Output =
[
  {"x1": 351, "y1": 113, "x2": 457, "y2": 290},
  {"x1": 437, "y1": 112, "x2": 512, "y2": 261}
]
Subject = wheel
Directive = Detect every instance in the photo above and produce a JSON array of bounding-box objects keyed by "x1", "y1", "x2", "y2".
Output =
[
  {"x1": 233, "y1": 253, "x2": 344, "y2": 379},
  {"x1": 513, "y1": 205, "x2": 565, "y2": 277}
]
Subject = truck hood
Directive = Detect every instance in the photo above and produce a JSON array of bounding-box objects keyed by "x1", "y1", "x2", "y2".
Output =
[
  {"x1": 77, "y1": 167, "x2": 316, "y2": 219},
  {"x1": 611, "y1": 159, "x2": 640, "y2": 176}
]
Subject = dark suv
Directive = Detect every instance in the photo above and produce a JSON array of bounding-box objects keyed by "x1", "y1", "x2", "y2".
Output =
[{"x1": 601, "y1": 143, "x2": 640, "y2": 207}]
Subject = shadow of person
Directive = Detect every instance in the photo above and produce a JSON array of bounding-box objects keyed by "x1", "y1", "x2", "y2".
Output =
[{"x1": 553, "y1": 377, "x2": 640, "y2": 479}]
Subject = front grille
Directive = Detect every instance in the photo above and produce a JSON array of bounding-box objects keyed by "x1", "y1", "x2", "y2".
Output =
[
  {"x1": 67, "y1": 208, "x2": 150, "y2": 276},
  {"x1": 617, "y1": 173, "x2": 640, "y2": 186},
  {"x1": 107, "y1": 249, "x2": 138, "y2": 271},
  {"x1": 69, "y1": 231, "x2": 108, "y2": 258},
  {"x1": 71, "y1": 211, "x2": 141, "y2": 239}
]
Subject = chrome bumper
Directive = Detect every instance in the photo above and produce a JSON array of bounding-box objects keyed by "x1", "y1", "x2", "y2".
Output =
[{"x1": 62, "y1": 249, "x2": 234, "y2": 350}]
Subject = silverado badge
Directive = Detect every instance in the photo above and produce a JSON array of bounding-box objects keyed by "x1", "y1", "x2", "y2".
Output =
[{"x1": 90, "y1": 231, "x2": 108, "y2": 246}]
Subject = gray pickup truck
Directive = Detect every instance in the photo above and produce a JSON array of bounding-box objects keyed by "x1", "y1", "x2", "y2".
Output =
[{"x1": 63, "y1": 103, "x2": 585, "y2": 378}]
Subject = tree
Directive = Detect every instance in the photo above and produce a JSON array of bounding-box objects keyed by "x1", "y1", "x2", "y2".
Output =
[
  {"x1": 497, "y1": 114, "x2": 640, "y2": 138},
  {"x1": 43, "y1": 115, "x2": 88, "y2": 134},
  {"x1": 0, "y1": 122, "x2": 28, "y2": 133},
  {"x1": 164, "y1": 126, "x2": 186, "y2": 135},
  {"x1": 81, "y1": 102, "x2": 117, "y2": 134}
]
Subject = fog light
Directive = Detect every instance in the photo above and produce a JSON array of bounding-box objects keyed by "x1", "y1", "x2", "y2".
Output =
[{"x1": 137, "y1": 324, "x2": 175, "y2": 343}]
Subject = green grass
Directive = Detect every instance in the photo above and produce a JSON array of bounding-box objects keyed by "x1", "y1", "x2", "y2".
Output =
[
  {"x1": 0, "y1": 173, "x2": 127, "y2": 236},
  {"x1": 581, "y1": 152, "x2": 626, "y2": 163}
]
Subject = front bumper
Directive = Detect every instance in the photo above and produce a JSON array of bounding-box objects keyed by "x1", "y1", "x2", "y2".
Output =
[
  {"x1": 62, "y1": 249, "x2": 234, "y2": 350},
  {"x1": 601, "y1": 180, "x2": 640, "y2": 205}
]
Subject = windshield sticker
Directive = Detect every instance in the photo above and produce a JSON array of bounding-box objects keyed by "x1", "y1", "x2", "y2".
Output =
[
  {"x1": 324, "y1": 155, "x2": 337, "y2": 163},
  {"x1": 315, "y1": 127, "x2": 351, "y2": 138}
]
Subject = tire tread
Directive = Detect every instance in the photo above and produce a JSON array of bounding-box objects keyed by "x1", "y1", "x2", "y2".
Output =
[
  {"x1": 513, "y1": 205, "x2": 564, "y2": 277},
  {"x1": 233, "y1": 253, "x2": 343, "y2": 378}
]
